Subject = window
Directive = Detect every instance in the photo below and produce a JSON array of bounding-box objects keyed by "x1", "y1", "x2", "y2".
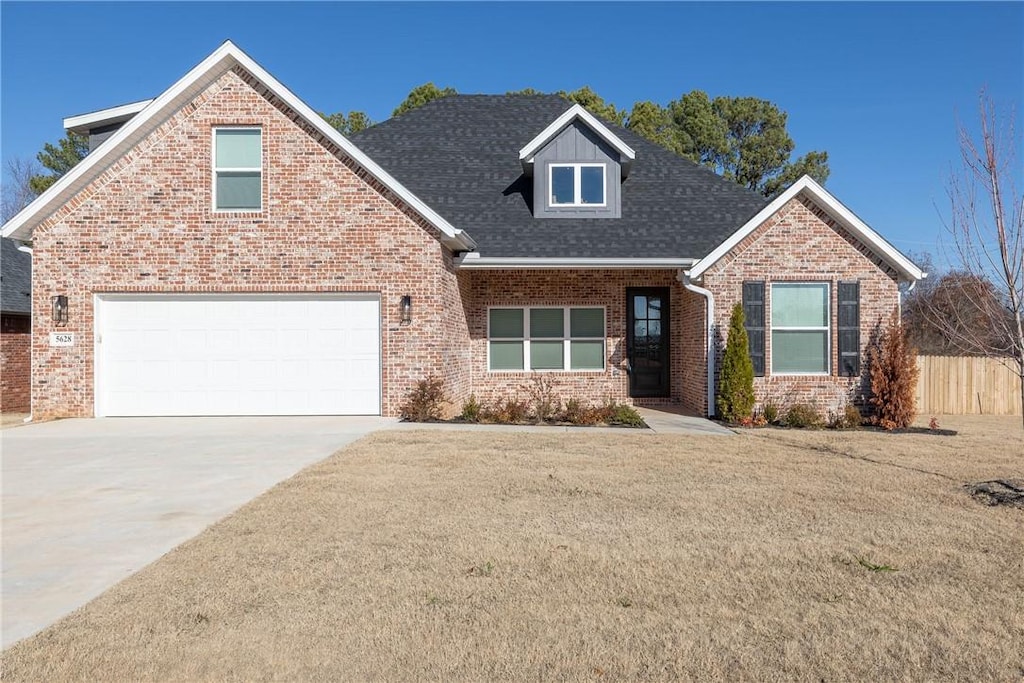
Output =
[
  {"x1": 549, "y1": 163, "x2": 605, "y2": 207},
  {"x1": 214, "y1": 128, "x2": 262, "y2": 211},
  {"x1": 488, "y1": 307, "x2": 605, "y2": 371},
  {"x1": 771, "y1": 283, "x2": 829, "y2": 374}
]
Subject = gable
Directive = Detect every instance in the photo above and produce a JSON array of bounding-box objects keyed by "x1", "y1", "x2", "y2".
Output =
[
  {"x1": 1, "y1": 41, "x2": 475, "y2": 252},
  {"x1": 690, "y1": 176, "x2": 924, "y2": 282},
  {"x1": 532, "y1": 121, "x2": 621, "y2": 219}
]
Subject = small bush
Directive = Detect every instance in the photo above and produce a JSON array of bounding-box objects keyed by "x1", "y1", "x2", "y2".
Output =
[
  {"x1": 562, "y1": 398, "x2": 585, "y2": 424},
  {"x1": 399, "y1": 377, "x2": 446, "y2": 422},
  {"x1": 761, "y1": 400, "x2": 780, "y2": 425},
  {"x1": 460, "y1": 394, "x2": 482, "y2": 423},
  {"x1": 717, "y1": 303, "x2": 756, "y2": 423},
  {"x1": 525, "y1": 373, "x2": 560, "y2": 423},
  {"x1": 867, "y1": 311, "x2": 919, "y2": 430},
  {"x1": 784, "y1": 403, "x2": 824, "y2": 429},
  {"x1": 827, "y1": 404, "x2": 862, "y2": 429},
  {"x1": 484, "y1": 397, "x2": 530, "y2": 424},
  {"x1": 608, "y1": 403, "x2": 645, "y2": 427}
]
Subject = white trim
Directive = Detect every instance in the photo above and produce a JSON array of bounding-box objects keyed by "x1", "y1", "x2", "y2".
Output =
[
  {"x1": 212, "y1": 126, "x2": 263, "y2": 212},
  {"x1": 688, "y1": 175, "x2": 925, "y2": 282},
  {"x1": 769, "y1": 282, "x2": 831, "y2": 376},
  {"x1": 548, "y1": 162, "x2": 607, "y2": 208},
  {"x1": 487, "y1": 305, "x2": 607, "y2": 373},
  {"x1": 519, "y1": 104, "x2": 635, "y2": 176},
  {"x1": 458, "y1": 254, "x2": 696, "y2": 270},
  {"x1": 2, "y1": 41, "x2": 475, "y2": 251},
  {"x1": 64, "y1": 99, "x2": 155, "y2": 133}
]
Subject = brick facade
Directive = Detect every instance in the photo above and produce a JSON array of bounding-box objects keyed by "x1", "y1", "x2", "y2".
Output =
[
  {"x1": 29, "y1": 68, "x2": 469, "y2": 419},
  {"x1": 702, "y1": 196, "x2": 899, "y2": 415},
  {"x1": 23, "y1": 65, "x2": 902, "y2": 421},
  {"x1": 1, "y1": 314, "x2": 31, "y2": 413}
]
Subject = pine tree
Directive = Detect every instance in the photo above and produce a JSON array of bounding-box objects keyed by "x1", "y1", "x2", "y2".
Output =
[
  {"x1": 867, "y1": 311, "x2": 919, "y2": 430},
  {"x1": 717, "y1": 303, "x2": 755, "y2": 422}
]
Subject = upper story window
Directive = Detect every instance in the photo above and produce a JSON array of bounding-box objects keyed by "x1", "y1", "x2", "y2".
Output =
[
  {"x1": 549, "y1": 163, "x2": 606, "y2": 207},
  {"x1": 213, "y1": 127, "x2": 262, "y2": 211}
]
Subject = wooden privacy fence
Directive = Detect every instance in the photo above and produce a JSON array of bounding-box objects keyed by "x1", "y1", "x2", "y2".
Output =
[{"x1": 916, "y1": 355, "x2": 1022, "y2": 415}]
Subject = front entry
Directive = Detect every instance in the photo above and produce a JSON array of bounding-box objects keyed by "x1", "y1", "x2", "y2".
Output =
[{"x1": 626, "y1": 287, "x2": 670, "y2": 398}]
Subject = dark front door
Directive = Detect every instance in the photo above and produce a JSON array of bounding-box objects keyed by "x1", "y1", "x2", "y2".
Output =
[{"x1": 627, "y1": 287, "x2": 670, "y2": 398}]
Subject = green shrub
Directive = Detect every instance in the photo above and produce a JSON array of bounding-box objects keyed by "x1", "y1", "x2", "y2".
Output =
[
  {"x1": 460, "y1": 394, "x2": 482, "y2": 423},
  {"x1": 608, "y1": 403, "x2": 646, "y2": 428},
  {"x1": 717, "y1": 303, "x2": 755, "y2": 423},
  {"x1": 784, "y1": 403, "x2": 824, "y2": 429},
  {"x1": 761, "y1": 400, "x2": 780, "y2": 425},
  {"x1": 399, "y1": 377, "x2": 446, "y2": 422}
]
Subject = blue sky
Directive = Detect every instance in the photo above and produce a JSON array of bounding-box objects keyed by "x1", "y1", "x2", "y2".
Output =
[{"x1": 2, "y1": 2, "x2": 1021, "y2": 266}]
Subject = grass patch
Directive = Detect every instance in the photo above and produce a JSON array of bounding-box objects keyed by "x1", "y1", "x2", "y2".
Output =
[{"x1": 4, "y1": 415, "x2": 1023, "y2": 681}]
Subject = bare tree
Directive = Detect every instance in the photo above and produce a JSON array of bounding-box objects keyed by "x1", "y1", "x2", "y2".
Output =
[
  {"x1": 1, "y1": 157, "x2": 41, "y2": 224},
  {"x1": 931, "y1": 90, "x2": 1023, "y2": 425}
]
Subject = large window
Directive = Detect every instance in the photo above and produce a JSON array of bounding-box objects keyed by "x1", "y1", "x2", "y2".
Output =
[
  {"x1": 771, "y1": 283, "x2": 829, "y2": 374},
  {"x1": 549, "y1": 163, "x2": 605, "y2": 207},
  {"x1": 214, "y1": 128, "x2": 262, "y2": 211},
  {"x1": 489, "y1": 307, "x2": 605, "y2": 371}
]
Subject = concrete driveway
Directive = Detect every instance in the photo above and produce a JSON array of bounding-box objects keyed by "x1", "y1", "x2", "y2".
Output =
[{"x1": 1, "y1": 415, "x2": 392, "y2": 649}]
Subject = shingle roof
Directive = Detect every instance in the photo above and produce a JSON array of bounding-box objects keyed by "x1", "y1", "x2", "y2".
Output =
[
  {"x1": 1, "y1": 238, "x2": 31, "y2": 315},
  {"x1": 349, "y1": 95, "x2": 770, "y2": 259}
]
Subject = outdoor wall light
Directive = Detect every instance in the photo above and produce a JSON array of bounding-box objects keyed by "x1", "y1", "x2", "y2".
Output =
[
  {"x1": 52, "y1": 295, "x2": 69, "y2": 327},
  {"x1": 400, "y1": 295, "x2": 412, "y2": 326}
]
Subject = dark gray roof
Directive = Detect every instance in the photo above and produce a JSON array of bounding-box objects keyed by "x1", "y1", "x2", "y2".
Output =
[
  {"x1": 349, "y1": 95, "x2": 769, "y2": 259},
  {"x1": 1, "y1": 238, "x2": 31, "y2": 315}
]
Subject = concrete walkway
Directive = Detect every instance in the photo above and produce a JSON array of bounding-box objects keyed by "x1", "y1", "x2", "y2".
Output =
[
  {"x1": 635, "y1": 406, "x2": 735, "y2": 435},
  {"x1": 1, "y1": 415, "x2": 392, "y2": 649}
]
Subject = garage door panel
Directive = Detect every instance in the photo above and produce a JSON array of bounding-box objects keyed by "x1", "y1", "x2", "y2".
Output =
[{"x1": 97, "y1": 295, "x2": 381, "y2": 416}]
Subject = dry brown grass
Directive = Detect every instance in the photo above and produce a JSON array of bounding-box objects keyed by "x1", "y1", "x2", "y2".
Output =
[{"x1": 4, "y1": 416, "x2": 1023, "y2": 681}]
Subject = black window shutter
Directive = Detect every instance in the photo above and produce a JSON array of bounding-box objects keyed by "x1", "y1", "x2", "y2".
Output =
[
  {"x1": 838, "y1": 281, "x2": 860, "y2": 377},
  {"x1": 742, "y1": 281, "x2": 765, "y2": 377}
]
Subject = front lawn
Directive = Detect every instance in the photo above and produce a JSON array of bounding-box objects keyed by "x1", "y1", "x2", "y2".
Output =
[{"x1": 5, "y1": 416, "x2": 1022, "y2": 681}]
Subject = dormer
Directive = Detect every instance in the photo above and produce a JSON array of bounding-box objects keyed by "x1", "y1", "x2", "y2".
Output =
[{"x1": 519, "y1": 104, "x2": 635, "y2": 219}]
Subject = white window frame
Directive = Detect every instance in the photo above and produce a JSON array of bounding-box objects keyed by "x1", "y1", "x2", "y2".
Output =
[
  {"x1": 487, "y1": 306, "x2": 606, "y2": 372},
  {"x1": 548, "y1": 163, "x2": 607, "y2": 208},
  {"x1": 212, "y1": 126, "x2": 263, "y2": 212},
  {"x1": 769, "y1": 282, "x2": 831, "y2": 376}
]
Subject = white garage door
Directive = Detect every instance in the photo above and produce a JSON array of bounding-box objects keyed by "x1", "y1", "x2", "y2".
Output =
[{"x1": 96, "y1": 294, "x2": 380, "y2": 416}]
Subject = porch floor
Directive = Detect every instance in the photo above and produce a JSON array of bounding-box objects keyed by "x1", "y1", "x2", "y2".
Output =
[{"x1": 634, "y1": 406, "x2": 735, "y2": 436}]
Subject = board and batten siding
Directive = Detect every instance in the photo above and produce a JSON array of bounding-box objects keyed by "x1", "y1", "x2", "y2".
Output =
[
  {"x1": 533, "y1": 121, "x2": 621, "y2": 218},
  {"x1": 916, "y1": 355, "x2": 1022, "y2": 416}
]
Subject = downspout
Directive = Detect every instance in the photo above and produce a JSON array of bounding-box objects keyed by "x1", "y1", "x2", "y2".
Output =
[{"x1": 679, "y1": 270, "x2": 716, "y2": 418}]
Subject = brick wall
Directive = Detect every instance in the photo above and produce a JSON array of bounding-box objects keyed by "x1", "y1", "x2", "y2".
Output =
[
  {"x1": 703, "y1": 196, "x2": 899, "y2": 415},
  {"x1": 463, "y1": 269, "x2": 706, "y2": 412},
  {"x1": 29, "y1": 67, "x2": 468, "y2": 419},
  {"x1": 1, "y1": 314, "x2": 31, "y2": 413}
]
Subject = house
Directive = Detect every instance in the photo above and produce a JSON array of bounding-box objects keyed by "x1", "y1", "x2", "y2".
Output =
[
  {"x1": 0, "y1": 41, "x2": 923, "y2": 420},
  {"x1": 1, "y1": 237, "x2": 32, "y2": 413}
]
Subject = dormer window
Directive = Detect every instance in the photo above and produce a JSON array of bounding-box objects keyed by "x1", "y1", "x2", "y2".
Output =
[{"x1": 550, "y1": 163, "x2": 606, "y2": 207}]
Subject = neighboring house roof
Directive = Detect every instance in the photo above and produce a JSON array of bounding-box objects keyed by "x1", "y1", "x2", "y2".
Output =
[
  {"x1": 0, "y1": 41, "x2": 475, "y2": 251},
  {"x1": 350, "y1": 95, "x2": 770, "y2": 260},
  {"x1": 1, "y1": 238, "x2": 31, "y2": 315}
]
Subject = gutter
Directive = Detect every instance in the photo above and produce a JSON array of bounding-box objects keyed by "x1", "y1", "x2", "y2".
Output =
[
  {"x1": 679, "y1": 270, "x2": 716, "y2": 418},
  {"x1": 458, "y1": 254, "x2": 697, "y2": 270}
]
